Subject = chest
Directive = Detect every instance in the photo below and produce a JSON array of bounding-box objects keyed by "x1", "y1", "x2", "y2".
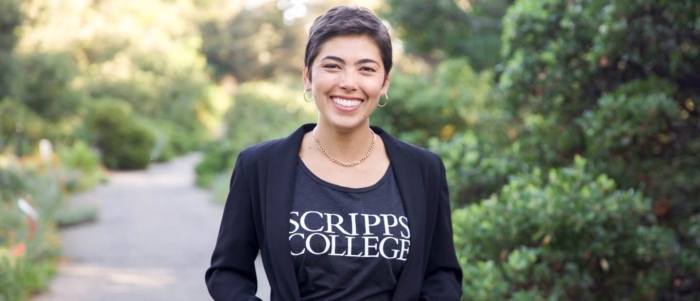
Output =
[
  {"x1": 288, "y1": 164, "x2": 410, "y2": 299},
  {"x1": 311, "y1": 166, "x2": 388, "y2": 188}
]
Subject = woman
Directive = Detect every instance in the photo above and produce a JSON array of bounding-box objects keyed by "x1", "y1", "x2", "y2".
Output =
[{"x1": 205, "y1": 6, "x2": 462, "y2": 300}]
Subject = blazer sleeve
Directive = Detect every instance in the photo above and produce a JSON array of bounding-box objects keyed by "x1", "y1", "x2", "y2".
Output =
[
  {"x1": 420, "y1": 159, "x2": 463, "y2": 300},
  {"x1": 205, "y1": 153, "x2": 262, "y2": 301}
]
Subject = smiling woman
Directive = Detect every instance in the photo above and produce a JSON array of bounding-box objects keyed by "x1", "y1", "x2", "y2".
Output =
[{"x1": 205, "y1": 6, "x2": 463, "y2": 301}]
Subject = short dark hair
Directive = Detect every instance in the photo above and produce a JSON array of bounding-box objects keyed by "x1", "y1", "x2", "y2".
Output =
[{"x1": 304, "y1": 6, "x2": 392, "y2": 80}]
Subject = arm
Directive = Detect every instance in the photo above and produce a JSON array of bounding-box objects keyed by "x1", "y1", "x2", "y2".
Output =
[
  {"x1": 205, "y1": 153, "x2": 262, "y2": 301},
  {"x1": 420, "y1": 160, "x2": 463, "y2": 300}
]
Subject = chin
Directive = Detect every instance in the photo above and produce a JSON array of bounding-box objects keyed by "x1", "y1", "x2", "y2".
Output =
[{"x1": 323, "y1": 115, "x2": 368, "y2": 133}]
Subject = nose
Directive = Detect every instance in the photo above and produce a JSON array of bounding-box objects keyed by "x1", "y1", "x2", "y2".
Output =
[{"x1": 338, "y1": 70, "x2": 358, "y2": 91}]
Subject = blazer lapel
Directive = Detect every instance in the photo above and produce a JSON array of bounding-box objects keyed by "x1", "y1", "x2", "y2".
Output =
[
  {"x1": 374, "y1": 127, "x2": 427, "y2": 300},
  {"x1": 263, "y1": 124, "x2": 313, "y2": 300}
]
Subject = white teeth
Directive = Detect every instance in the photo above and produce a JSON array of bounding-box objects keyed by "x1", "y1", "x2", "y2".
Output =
[{"x1": 332, "y1": 97, "x2": 362, "y2": 107}]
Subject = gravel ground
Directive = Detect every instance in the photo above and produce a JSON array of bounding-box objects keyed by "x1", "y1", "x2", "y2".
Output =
[{"x1": 33, "y1": 154, "x2": 270, "y2": 301}]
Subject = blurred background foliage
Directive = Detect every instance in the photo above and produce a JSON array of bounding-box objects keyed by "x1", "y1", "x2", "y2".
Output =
[
  {"x1": 1, "y1": 0, "x2": 699, "y2": 299},
  {"x1": 1, "y1": 0, "x2": 223, "y2": 297}
]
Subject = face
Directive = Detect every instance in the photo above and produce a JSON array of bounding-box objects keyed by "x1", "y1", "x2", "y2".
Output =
[{"x1": 303, "y1": 35, "x2": 390, "y2": 133}]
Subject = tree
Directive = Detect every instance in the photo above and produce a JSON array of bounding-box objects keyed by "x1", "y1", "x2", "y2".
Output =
[
  {"x1": 199, "y1": 2, "x2": 305, "y2": 82},
  {"x1": 493, "y1": 0, "x2": 700, "y2": 298},
  {"x1": 380, "y1": 0, "x2": 513, "y2": 70},
  {"x1": 0, "y1": 0, "x2": 21, "y2": 98},
  {"x1": 500, "y1": 0, "x2": 700, "y2": 214}
]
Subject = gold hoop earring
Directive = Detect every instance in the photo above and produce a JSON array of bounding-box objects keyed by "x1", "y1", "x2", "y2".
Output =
[
  {"x1": 302, "y1": 89, "x2": 313, "y2": 102},
  {"x1": 378, "y1": 93, "x2": 388, "y2": 107}
]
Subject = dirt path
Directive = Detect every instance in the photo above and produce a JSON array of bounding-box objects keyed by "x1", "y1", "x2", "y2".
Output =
[{"x1": 33, "y1": 154, "x2": 270, "y2": 301}]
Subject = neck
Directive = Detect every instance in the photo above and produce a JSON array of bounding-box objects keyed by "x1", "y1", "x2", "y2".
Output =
[{"x1": 313, "y1": 120, "x2": 374, "y2": 162}]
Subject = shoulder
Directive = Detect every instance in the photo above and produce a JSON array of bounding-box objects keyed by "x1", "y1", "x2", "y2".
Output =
[
  {"x1": 378, "y1": 129, "x2": 444, "y2": 173},
  {"x1": 236, "y1": 138, "x2": 284, "y2": 170},
  {"x1": 240, "y1": 138, "x2": 283, "y2": 159},
  {"x1": 234, "y1": 124, "x2": 310, "y2": 173},
  {"x1": 398, "y1": 139, "x2": 442, "y2": 166}
]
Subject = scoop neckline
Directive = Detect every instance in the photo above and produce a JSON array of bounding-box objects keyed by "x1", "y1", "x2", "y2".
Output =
[{"x1": 297, "y1": 159, "x2": 392, "y2": 193}]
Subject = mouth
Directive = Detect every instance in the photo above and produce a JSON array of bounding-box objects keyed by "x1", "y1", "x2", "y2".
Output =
[{"x1": 331, "y1": 97, "x2": 363, "y2": 108}]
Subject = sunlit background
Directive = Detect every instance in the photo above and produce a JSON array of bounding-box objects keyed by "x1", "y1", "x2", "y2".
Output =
[{"x1": 1, "y1": 0, "x2": 699, "y2": 300}]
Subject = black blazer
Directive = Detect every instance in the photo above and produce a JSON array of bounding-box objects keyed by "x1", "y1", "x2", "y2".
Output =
[{"x1": 205, "y1": 124, "x2": 462, "y2": 300}]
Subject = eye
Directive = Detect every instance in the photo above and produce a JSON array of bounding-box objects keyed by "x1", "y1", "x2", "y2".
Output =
[
  {"x1": 323, "y1": 64, "x2": 340, "y2": 69},
  {"x1": 360, "y1": 66, "x2": 376, "y2": 72}
]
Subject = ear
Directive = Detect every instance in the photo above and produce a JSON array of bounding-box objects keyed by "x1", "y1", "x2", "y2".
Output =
[
  {"x1": 302, "y1": 66, "x2": 311, "y2": 90},
  {"x1": 380, "y1": 72, "x2": 391, "y2": 95}
]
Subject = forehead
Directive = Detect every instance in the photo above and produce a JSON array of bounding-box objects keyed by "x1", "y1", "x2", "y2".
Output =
[{"x1": 316, "y1": 35, "x2": 383, "y2": 65}]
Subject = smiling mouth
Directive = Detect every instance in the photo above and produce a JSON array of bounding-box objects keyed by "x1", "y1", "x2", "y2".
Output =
[{"x1": 332, "y1": 97, "x2": 363, "y2": 108}]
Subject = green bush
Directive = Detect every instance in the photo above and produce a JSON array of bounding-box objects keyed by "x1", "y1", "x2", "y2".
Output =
[
  {"x1": 198, "y1": 2, "x2": 305, "y2": 82},
  {"x1": 498, "y1": 1, "x2": 700, "y2": 297},
  {"x1": 196, "y1": 81, "x2": 313, "y2": 187},
  {"x1": 578, "y1": 79, "x2": 683, "y2": 192},
  {"x1": 0, "y1": 99, "x2": 49, "y2": 156},
  {"x1": 56, "y1": 140, "x2": 107, "y2": 191},
  {"x1": 454, "y1": 157, "x2": 675, "y2": 300},
  {"x1": 83, "y1": 40, "x2": 214, "y2": 150},
  {"x1": 54, "y1": 204, "x2": 99, "y2": 228},
  {"x1": 372, "y1": 58, "x2": 507, "y2": 147},
  {"x1": 380, "y1": 0, "x2": 512, "y2": 70},
  {"x1": 0, "y1": 0, "x2": 22, "y2": 99},
  {"x1": 88, "y1": 98, "x2": 155, "y2": 170},
  {"x1": 0, "y1": 164, "x2": 63, "y2": 301},
  {"x1": 57, "y1": 140, "x2": 101, "y2": 175},
  {"x1": 13, "y1": 51, "x2": 85, "y2": 123},
  {"x1": 196, "y1": 140, "x2": 238, "y2": 188},
  {"x1": 0, "y1": 166, "x2": 65, "y2": 221},
  {"x1": 429, "y1": 131, "x2": 527, "y2": 207},
  {"x1": 144, "y1": 121, "x2": 200, "y2": 163},
  {"x1": 0, "y1": 248, "x2": 58, "y2": 301},
  {"x1": 499, "y1": 0, "x2": 700, "y2": 200}
]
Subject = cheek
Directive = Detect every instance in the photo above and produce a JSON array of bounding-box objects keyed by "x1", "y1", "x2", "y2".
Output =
[
  {"x1": 363, "y1": 104, "x2": 379, "y2": 118},
  {"x1": 365, "y1": 81, "x2": 385, "y2": 98},
  {"x1": 312, "y1": 73, "x2": 339, "y2": 92}
]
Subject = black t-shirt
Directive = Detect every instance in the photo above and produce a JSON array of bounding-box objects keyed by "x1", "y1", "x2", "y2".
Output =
[{"x1": 289, "y1": 161, "x2": 410, "y2": 300}]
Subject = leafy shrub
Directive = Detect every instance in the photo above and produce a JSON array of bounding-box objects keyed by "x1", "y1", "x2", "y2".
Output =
[
  {"x1": 57, "y1": 140, "x2": 101, "y2": 174},
  {"x1": 196, "y1": 140, "x2": 239, "y2": 188},
  {"x1": 578, "y1": 79, "x2": 686, "y2": 193},
  {"x1": 454, "y1": 157, "x2": 675, "y2": 300},
  {"x1": 0, "y1": 165, "x2": 64, "y2": 221},
  {"x1": 88, "y1": 98, "x2": 155, "y2": 170},
  {"x1": 82, "y1": 39, "x2": 214, "y2": 151},
  {"x1": 0, "y1": 0, "x2": 22, "y2": 99},
  {"x1": 0, "y1": 245, "x2": 58, "y2": 301},
  {"x1": 498, "y1": 1, "x2": 700, "y2": 297},
  {"x1": 144, "y1": 121, "x2": 200, "y2": 163},
  {"x1": 372, "y1": 58, "x2": 506, "y2": 147},
  {"x1": 13, "y1": 51, "x2": 84, "y2": 122},
  {"x1": 198, "y1": 2, "x2": 305, "y2": 82},
  {"x1": 499, "y1": 0, "x2": 700, "y2": 201},
  {"x1": 0, "y1": 99, "x2": 48, "y2": 156},
  {"x1": 54, "y1": 204, "x2": 99, "y2": 228},
  {"x1": 429, "y1": 131, "x2": 527, "y2": 207},
  {"x1": 142, "y1": 122, "x2": 175, "y2": 163},
  {"x1": 56, "y1": 140, "x2": 107, "y2": 191},
  {"x1": 196, "y1": 81, "x2": 313, "y2": 187},
  {"x1": 0, "y1": 164, "x2": 63, "y2": 301},
  {"x1": 209, "y1": 171, "x2": 232, "y2": 205},
  {"x1": 380, "y1": 0, "x2": 512, "y2": 70}
]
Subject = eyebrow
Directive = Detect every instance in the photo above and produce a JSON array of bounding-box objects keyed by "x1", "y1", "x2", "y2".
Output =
[{"x1": 321, "y1": 56, "x2": 380, "y2": 66}]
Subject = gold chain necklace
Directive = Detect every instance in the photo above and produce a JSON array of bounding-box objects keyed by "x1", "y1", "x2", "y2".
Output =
[{"x1": 312, "y1": 128, "x2": 376, "y2": 167}]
